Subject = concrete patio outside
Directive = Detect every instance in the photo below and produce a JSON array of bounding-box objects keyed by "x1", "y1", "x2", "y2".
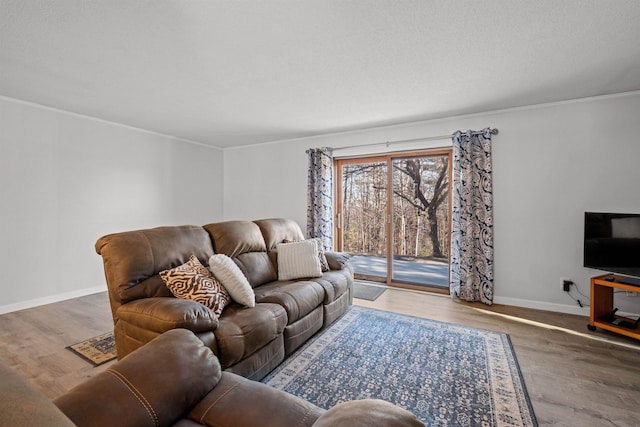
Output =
[{"x1": 349, "y1": 254, "x2": 449, "y2": 288}]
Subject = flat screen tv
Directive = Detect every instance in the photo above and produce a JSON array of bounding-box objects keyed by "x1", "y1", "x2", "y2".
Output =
[{"x1": 584, "y1": 212, "x2": 640, "y2": 284}]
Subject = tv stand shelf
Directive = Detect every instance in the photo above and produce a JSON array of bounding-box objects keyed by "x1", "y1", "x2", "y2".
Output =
[{"x1": 588, "y1": 274, "x2": 640, "y2": 340}]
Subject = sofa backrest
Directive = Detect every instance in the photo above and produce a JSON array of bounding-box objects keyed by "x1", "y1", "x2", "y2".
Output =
[
  {"x1": 95, "y1": 219, "x2": 308, "y2": 322},
  {"x1": 254, "y1": 218, "x2": 305, "y2": 250},
  {"x1": 254, "y1": 218, "x2": 307, "y2": 277},
  {"x1": 204, "y1": 220, "x2": 277, "y2": 288},
  {"x1": 95, "y1": 225, "x2": 214, "y2": 322}
]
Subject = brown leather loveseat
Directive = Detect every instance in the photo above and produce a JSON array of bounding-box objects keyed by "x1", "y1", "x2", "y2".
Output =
[
  {"x1": 1, "y1": 329, "x2": 425, "y2": 427},
  {"x1": 95, "y1": 218, "x2": 353, "y2": 380}
]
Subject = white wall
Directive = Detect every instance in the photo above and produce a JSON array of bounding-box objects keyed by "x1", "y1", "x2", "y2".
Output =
[
  {"x1": 4, "y1": 91, "x2": 639, "y2": 315},
  {"x1": 0, "y1": 97, "x2": 224, "y2": 313},
  {"x1": 224, "y1": 91, "x2": 640, "y2": 315}
]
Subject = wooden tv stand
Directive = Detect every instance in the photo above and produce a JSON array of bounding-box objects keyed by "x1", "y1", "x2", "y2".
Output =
[{"x1": 588, "y1": 274, "x2": 640, "y2": 340}]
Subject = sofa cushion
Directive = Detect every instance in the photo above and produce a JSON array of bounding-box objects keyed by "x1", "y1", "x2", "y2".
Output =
[
  {"x1": 204, "y1": 220, "x2": 279, "y2": 288},
  {"x1": 253, "y1": 280, "x2": 325, "y2": 323},
  {"x1": 187, "y1": 372, "x2": 324, "y2": 427},
  {"x1": 95, "y1": 225, "x2": 214, "y2": 306},
  {"x1": 277, "y1": 240, "x2": 323, "y2": 281},
  {"x1": 204, "y1": 221, "x2": 267, "y2": 258},
  {"x1": 118, "y1": 275, "x2": 174, "y2": 303},
  {"x1": 117, "y1": 297, "x2": 219, "y2": 334},
  {"x1": 235, "y1": 252, "x2": 277, "y2": 287},
  {"x1": 325, "y1": 251, "x2": 352, "y2": 271},
  {"x1": 209, "y1": 254, "x2": 255, "y2": 308},
  {"x1": 215, "y1": 303, "x2": 287, "y2": 368},
  {"x1": 311, "y1": 270, "x2": 350, "y2": 304},
  {"x1": 159, "y1": 255, "x2": 231, "y2": 317},
  {"x1": 254, "y1": 218, "x2": 305, "y2": 250}
]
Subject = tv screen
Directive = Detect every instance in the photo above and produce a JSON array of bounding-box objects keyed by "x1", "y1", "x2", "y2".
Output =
[{"x1": 584, "y1": 212, "x2": 640, "y2": 278}]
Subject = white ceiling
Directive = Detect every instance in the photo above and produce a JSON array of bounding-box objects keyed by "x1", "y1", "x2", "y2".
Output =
[{"x1": 2, "y1": 1, "x2": 640, "y2": 149}]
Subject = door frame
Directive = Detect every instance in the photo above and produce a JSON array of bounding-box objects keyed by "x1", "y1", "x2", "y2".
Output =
[{"x1": 334, "y1": 148, "x2": 452, "y2": 294}]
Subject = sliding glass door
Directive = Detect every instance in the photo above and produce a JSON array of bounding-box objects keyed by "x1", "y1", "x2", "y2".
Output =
[
  {"x1": 337, "y1": 157, "x2": 389, "y2": 282},
  {"x1": 390, "y1": 154, "x2": 450, "y2": 289},
  {"x1": 335, "y1": 150, "x2": 451, "y2": 291}
]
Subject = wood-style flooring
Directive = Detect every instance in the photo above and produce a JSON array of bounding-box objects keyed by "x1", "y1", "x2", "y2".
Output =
[
  {"x1": 0, "y1": 292, "x2": 114, "y2": 399},
  {"x1": 1, "y1": 288, "x2": 639, "y2": 426}
]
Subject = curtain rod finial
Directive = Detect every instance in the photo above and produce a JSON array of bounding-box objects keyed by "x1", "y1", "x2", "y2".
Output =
[{"x1": 491, "y1": 128, "x2": 499, "y2": 135}]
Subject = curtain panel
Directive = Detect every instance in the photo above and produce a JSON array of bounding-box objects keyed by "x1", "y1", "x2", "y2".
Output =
[
  {"x1": 307, "y1": 148, "x2": 333, "y2": 250},
  {"x1": 450, "y1": 128, "x2": 494, "y2": 305}
]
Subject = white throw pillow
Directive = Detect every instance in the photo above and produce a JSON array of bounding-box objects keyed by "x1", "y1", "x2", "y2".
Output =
[
  {"x1": 277, "y1": 240, "x2": 323, "y2": 281},
  {"x1": 208, "y1": 254, "x2": 255, "y2": 307}
]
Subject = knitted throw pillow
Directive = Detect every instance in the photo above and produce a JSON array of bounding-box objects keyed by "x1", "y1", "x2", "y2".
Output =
[{"x1": 277, "y1": 240, "x2": 323, "y2": 281}]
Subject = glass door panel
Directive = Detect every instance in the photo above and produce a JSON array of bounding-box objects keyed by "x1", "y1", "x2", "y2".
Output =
[
  {"x1": 340, "y1": 160, "x2": 388, "y2": 282},
  {"x1": 391, "y1": 154, "x2": 450, "y2": 289}
]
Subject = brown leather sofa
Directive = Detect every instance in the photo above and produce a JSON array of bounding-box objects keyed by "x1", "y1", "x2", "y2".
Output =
[
  {"x1": 0, "y1": 329, "x2": 425, "y2": 427},
  {"x1": 95, "y1": 218, "x2": 353, "y2": 380}
]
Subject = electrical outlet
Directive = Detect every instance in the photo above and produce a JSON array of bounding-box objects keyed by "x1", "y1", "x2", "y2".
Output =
[{"x1": 561, "y1": 278, "x2": 572, "y2": 292}]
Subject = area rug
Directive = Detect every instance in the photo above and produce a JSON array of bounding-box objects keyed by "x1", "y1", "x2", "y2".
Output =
[
  {"x1": 263, "y1": 306, "x2": 537, "y2": 426},
  {"x1": 353, "y1": 281, "x2": 387, "y2": 301},
  {"x1": 66, "y1": 332, "x2": 116, "y2": 366}
]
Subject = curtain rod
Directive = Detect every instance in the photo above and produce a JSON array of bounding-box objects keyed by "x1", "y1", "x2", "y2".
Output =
[{"x1": 326, "y1": 128, "x2": 498, "y2": 152}]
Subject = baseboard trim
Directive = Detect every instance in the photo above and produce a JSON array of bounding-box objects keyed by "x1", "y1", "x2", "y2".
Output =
[
  {"x1": 493, "y1": 296, "x2": 591, "y2": 316},
  {"x1": 0, "y1": 286, "x2": 106, "y2": 315},
  {"x1": 0, "y1": 286, "x2": 600, "y2": 318}
]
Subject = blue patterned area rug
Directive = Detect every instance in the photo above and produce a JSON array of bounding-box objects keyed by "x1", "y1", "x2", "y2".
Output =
[{"x1": 262, "y1": 306, "x2": 537, "y2": 426}]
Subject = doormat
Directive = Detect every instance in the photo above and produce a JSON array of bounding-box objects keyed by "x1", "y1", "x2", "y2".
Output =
[
  {"x1": 353, "y1": 281, "x2": 386, "y2": 301},
  {"x1": 263, "y1": 306, "x2": 537, "y2": 426},
  {"x1": 66, "y1": 331, "x2": 116, "y2": 366}
]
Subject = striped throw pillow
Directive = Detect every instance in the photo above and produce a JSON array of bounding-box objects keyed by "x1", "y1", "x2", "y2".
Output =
[{"x1": 277, "y1": 240, "x2": 323, "y2": 281}]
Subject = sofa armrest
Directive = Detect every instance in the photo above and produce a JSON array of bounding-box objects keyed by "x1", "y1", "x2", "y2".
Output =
[
  {"x1": 117, "y1": 297, "x2": 219, "y2": 334},
  {"x1": 54, "y1": 329, "x2": 221, "y2": 427},
  {"x1": 324, "y1": 251, "x2": 352, "y2": 271},
  {"x1": 187, "y1": 372, "x2": 325, "y2": 427}
]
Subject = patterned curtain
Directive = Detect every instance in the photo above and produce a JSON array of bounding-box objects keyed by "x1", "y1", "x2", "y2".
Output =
[
  {"x1": 306, "y1": 148, "x2": 333, "y2": 250},
  {"x1": 450, "y1": 128, "x2": 494, "y2": 305}
]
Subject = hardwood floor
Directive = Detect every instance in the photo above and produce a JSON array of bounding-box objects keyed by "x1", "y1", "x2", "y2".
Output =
[
  {"x1": 1, "y1": 288, "x2": 639, "y2": 426},
  {"x1": 0, "y1": 292, "x2": 114, "y2": 399}
]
